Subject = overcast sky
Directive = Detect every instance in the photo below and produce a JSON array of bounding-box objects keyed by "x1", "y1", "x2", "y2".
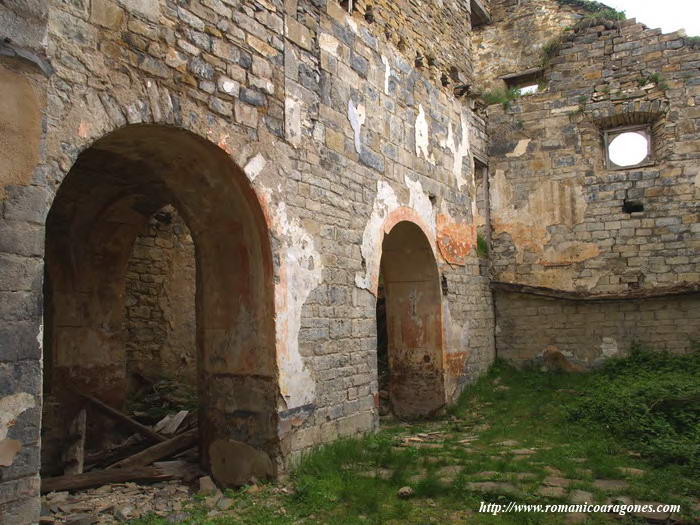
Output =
[{"x1": 601, "y1": 0, "x2": 700, "y2": 36}]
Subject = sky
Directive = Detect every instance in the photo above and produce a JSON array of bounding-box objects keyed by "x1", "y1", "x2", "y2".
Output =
[{"x1": 600, "y1": 0, "x2": 700, "y2": 36}]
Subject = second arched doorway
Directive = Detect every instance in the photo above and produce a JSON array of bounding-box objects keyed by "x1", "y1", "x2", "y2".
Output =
[{"x1": 376, "y1": 221, "x2": 445, "y2": 419}]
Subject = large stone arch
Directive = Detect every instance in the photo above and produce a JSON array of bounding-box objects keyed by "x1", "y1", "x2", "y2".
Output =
[
  {"x1": 377, "y1": 218, "x2": 446, "y2": 419},
  {"x1": 42, "y1": 123, "x2": 279, "y2": 485}
]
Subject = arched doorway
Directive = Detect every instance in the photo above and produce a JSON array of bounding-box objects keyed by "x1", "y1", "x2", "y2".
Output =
[
  {"x1": 377, "y1": 221, "x2": 445, "y2": 419},
  {"x1": 41, "y1": 124, "x2": 277, "y2": 486}
]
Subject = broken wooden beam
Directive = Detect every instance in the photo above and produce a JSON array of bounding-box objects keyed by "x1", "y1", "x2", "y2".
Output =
[
  {"x1": 154, "y1": 410, "x2": 189, "y2": 435},
  {"x1": 107, "y1": 429, "x2": 197, "y2": 470},
  {"x1": 70, "y1": 389, "x2": 166, "y2": 443},
  {"x1": 41, "y1": 466, "x2": 178, "y2": 493}
]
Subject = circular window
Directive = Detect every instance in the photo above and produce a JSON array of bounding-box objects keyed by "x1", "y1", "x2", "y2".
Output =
[{"x1": 608, "y1": 131, "x2": 649, "y2": 167}]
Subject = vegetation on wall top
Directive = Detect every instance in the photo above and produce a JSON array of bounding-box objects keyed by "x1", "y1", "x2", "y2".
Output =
[
  {"x1": 541, "y1": 1, "x2": 627, "y2": 68},
  {"x1": 556, "y1": 0, "x2": 626, "y2": 20}
]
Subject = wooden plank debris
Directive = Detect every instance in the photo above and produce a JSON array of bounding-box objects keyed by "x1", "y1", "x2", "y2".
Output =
[
  {"x1": 107, "y1": 429, "x2": 197, "y2": 470},
  {"x1": 71, "y1": 389, "x2": 166, "y2": 443},
  {"x1": 41, "y1": 466, "x2": 180, "y2": 493}
]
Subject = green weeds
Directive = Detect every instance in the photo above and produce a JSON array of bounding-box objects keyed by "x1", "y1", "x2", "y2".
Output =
[
  {"x1": 477, "y1": 233, "x2": 489, "y2": 258},
  {"x1": 638, "y1": 72, "x2": 669, "y2": 89},
  {"x1": 481, "y1": 87, "x2": 521, "y2": 109}
]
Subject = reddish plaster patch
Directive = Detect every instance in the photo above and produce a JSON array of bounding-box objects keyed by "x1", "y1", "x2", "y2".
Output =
[
  {"x1": 436, "y1": 214, "x2": 475, "y2": 265},
  {"x1": 399, "y1": 306, "x2": 426, "y2": 348},
  {"x1": 216, "y1": 133, "x2": 234, "y2": 156}
]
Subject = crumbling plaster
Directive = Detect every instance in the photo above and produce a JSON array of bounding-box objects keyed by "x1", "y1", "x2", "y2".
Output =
[
  {"x1": 0, "y1": 393, "x2": 36, "y2": 467},
  {"x1": 490, "y1": 168, "x2": 601, "y2": 290},
  {"x1": 355, "y1": 177, "x2": 438, "y2": 295}
]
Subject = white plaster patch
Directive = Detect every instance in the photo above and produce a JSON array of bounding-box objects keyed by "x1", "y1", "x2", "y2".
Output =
[
  {"x1": 381, "y1": 55, "x2": 391, "y2": 95},
  {"x1": 0, "y1": 393, "x2": 35, "y2": 441},
  {"x1": 415, "y1": 104, "x2": 433, "y2": 163},
  {"x1": 439, "y1": 112, "x2": 471, "y2": 189},
  {"x1": 285, "y1": 97, "x2": 302, "y2": 147},
  {"x1": 355, "y1": 176, "x2": 437, "y2": 292},
  {"x1": 271, "y1": 202, "x2": 320, "y2": 409},
  {"x1": 490, "y1": 170, "x2": 513, "y2": 212},
  {"x1": 600, "y1": 337, "x2": 619, "y2": 358},
  {"x1": 355, "y1": 180, "x2": 400, "y2": 291},
  {"x1": 244, "y1": 153, "x2": 267, "y2": 181},
  {"x1": 348, "y1": 99, "x2": 366, "y2": 154},
  {"x1": 405, "y1": 175, "x2": 436, "y2": 238},
  {"x1": 506, "y1": 138, "x2": 531, "y2": 158}
]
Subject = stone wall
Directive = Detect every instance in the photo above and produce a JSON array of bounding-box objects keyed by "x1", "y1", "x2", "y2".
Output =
[
  {"x1": 494, "y1": 290, "x2": 700, "y2": 368},
  {"x1": 481, "y1": 2, "x2": 699, "y2": 365},
  {"x1": 472, "y1": 0, "x2": 582, "y2": 91},
  {"x1": 0, "y1": 2, "x2": 48, "y2": 522},
  {"x1": 281, "y1": 0, "x2": 494, "y2": 450},
  {"x1": 353, "y1": 0, "x2": 476, "y2": 84},
  {"x1": 124, "y1": 207, "x2": 196, "y2": 386},
  {"x1": 1, "y1": 0, "x2": 495, "y2": 519},
  {"x1": 486, "y1": 17, "x2": 699, "y2": 294}
]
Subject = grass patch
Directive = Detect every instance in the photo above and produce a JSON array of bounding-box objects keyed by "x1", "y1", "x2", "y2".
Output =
[
  {"x1": 567, "y1": 344, "x2": 700, "y2": 470},
  {"x1": 129, "y1": 351, "x2": 700, "y2": 524}
]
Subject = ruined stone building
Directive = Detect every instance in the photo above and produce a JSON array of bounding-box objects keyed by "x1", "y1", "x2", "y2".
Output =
[{"x1": 1, "y1": 0, "x2": 698, "y2": 521}]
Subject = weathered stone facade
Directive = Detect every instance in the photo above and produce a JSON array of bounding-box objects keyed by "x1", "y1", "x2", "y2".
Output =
[
  {"x1": 475, "y1": 1, "x2": 700, "y2": 368},
  {"x1": 1, "y1": 1, "x2": 495, "y2": 520},
  {"x1": 0, "y1": 0, "x2": 697, "y2": 522}
]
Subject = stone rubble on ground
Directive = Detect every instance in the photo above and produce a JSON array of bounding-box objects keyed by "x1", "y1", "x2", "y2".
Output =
[{"x1": 40, "y1": 481, "x2": 192, "y2": 524}]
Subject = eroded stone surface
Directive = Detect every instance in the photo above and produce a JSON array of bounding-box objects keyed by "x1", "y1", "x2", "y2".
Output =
[{"x1": 209, "y1": 440, "x2": 274, "y2": 488}]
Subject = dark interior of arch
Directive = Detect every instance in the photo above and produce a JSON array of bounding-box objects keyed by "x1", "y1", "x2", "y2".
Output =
[
  {"x1": 42, "y1": 124, "x2": 278, "y2": 486},
  {"x1": 378, "y1": 221, "x2": 445, "y2": 419}
]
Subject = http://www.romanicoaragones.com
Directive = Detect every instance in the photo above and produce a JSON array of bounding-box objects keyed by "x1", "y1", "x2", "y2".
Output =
[{"x1": 479, "y1": 501, "x2": 681, "y2": 517}]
